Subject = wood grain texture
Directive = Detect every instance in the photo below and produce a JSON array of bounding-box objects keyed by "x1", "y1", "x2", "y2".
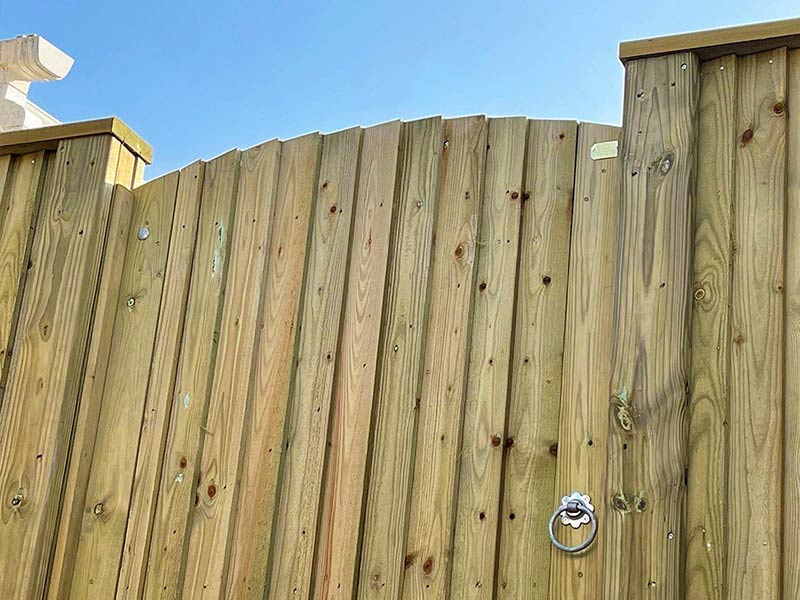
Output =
[
  {"x1": 313, "y1": 121, "x2": 402, "y2": 599},
  {"x1": 602, "y1": 52, "x2": 698, "y2": 600},
  {"x1": 495, "y1": 120, "x2": 577, "y2": 600},
  {"x1": 70, "y1": 171, "x2": 179, "y2": 598},
  {"x1": 449, "y1": 117, "x2": 526, "y2": 600},
  {"x1": 784, "y1": 48, "x2": 800, "y2": 600},
  {"x1": 143, "y1": 150, "x2": 240, "y2": 599},
  {"x1": 223, "y1": 133, "x2": 321, "y2": 599},
  {"x1": 46, "y1": 184, "x2": 134, "y2": 600},
  {"x1": 0, "y1": 152, "x2": 46, "y2": 401},
  {"x1": 116, "y1": 161, "x2": 206, "y2": 600},
  {"x1": 269, "y1": 126, "x2": 363, "y2": 599},
  {"x1": 547, "y1": 123, "x2": 621, "y2": 599},
  {"x1": 0, "y1": 136, "x2": 126, "y2": 599},
  {"x1": 685, "y1": 55, "x2": 736, "y2": 600},
  {"x1": 726, "y1": 48, "x2": 786, "y2": 600},
  {"x1": 357, "y1": 117, "x2": 442, "y2": 600},
  {"x1": 181, "y1": 140, "x2": 281, "y2": 598},
  {"x1": 619, "y1": 16, "x2": 800, "y2": 63},
  {"x1": 402, "y1": 116, "x2": 487, "y2": 600}
]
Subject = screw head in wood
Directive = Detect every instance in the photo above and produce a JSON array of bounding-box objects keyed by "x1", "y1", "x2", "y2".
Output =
[
  {"x1": 10, "y1": 493, "x2": 22, "y2": 507},
  {"x1": 137, "y1": 226, "x2": 150, "y2": 241},
  {"x1": 126, "y1": 297, "x2": 136, "y2": 308},
  {"x1": 93, "y1": 502, "x2": 103, "y2": 516}
]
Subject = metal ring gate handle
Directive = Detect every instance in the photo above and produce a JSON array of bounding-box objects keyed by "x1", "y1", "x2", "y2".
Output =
[{"x1": 548, "y1": 496, "x2": 598, "y2": 554}]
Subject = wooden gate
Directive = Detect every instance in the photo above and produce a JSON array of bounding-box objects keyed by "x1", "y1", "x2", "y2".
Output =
[{"x1": 1, "y1": 17, "x2": 800, "y2": 600}]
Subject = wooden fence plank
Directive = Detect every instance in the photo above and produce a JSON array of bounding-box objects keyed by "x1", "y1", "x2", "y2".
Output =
[
  {"x1": 69, "y1": 172, "x2": 180, "y2": 597},
  {"x1": 116, "y1": 161, "x2": 206, "y2": 600},
  {"x1": 224, "y1": 133, "x2": 321, "y2": 599},
  {"x1": 0, "y1": 135, "x2": 127, "y2": 598},
  {"x1": 784, "y1": 47, "x2": 800, "y2": 600},
  {"x1": 401, "y1": 115, "x2": 487, "y2": 600},
  {"x1": 313, "y1": 121, "x2": 402, "y2": 599},
  {"x1": 47, "y1": 184, "x2": 135, "y2": 599},
  {"x1": 496, "y1": 120, "x2": 577, "y2": 599},
  {"x1": 726, "y1": 48, "x2": 786, "y2": 600},
  {"x1": 602, "y1": 52, "x2": 698, "y2": 599},
  {"x1": 181, "y1": 140, "x2": 281, "y2": 598},
  {"x1": 143, "y1": 149, "x2": 240, "y2": 599},
  {"x1": 449, "y1": 117, "x2": 526, "y2": 599},
  {"x1": 0, "y1": 152, "x2": 46, "y2": 400},
  {"x1": 547, "y1": 123, "x2": 621, "y2": 599},
  {"x1": 268, "y1": 126, "x2": 363, "y2": 599},
  {"x1": 357, "y1": 117, "x2": 442, "y2": 600},
  {"x1": 685, "y1": 54, "x2": 736, "y2": 600}
]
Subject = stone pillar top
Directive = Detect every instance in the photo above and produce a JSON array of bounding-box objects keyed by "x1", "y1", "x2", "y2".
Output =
[{"x1": 0, "y1": 35, "x2": 74, "y2": 132}]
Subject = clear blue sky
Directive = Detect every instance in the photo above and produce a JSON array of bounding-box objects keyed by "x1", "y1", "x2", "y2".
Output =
[{"x1": 3, "y1": 1, "x2": 798, "y2": 179}]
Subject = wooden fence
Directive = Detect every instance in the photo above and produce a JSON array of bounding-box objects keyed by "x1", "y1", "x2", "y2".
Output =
[
  {"x1": 0, "y1": 115, "x2": 624, "y2": 599},
  {"x1": 2, "y1": 16, "x2": 800, "y2": 600}
]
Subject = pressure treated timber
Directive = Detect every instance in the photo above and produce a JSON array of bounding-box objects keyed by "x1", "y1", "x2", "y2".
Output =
[
  {"x1": 223, "y1": 133, "x2": 321, "y2": 599},
  {"x1": 784, "y1": 48, "x2": 800, "y2": 600},
  {"x1": 602, "y1": 52, "x2": 698, "y2": 599},
  {"x1": 0, "y1": 135, "x2": 134, "y2": 599},
  {"x1": 449, "y1": 117, "x2": 527, "y2": 599},
  {"x1": 684, "y1": 54, "x2": 736, "y2": 600},
  {"x1": 620, "y1": 17, "x2": 800, "y2": 63},
  {"x1": 116, "y1": 161, "x2": 206, "y2": 600},
  {"x1": 726, "y1": 48, "x2": 786, "y2": 600},
  {"x1": 181, "y1": 140, "x2": 281, "y2": 598},
  {"x1": 143, "y1": 149, "x2": 240, "y2": 599},
  {"x1": 548, "y1": 122, "x2": 621, "y2": 599},
  {"x1": 313, "y1": 121, "x2": 402, "y2": 599},
  {"x1": 495, "y1": 120, "x2": 577, "y2": 599},
  {"x1": 0, "y1": 152, "x2": 46, "y2": 400},
  {"x1": 0, "y1": 116, "x2": 153, "y2": 163},
  {"x1": 357, "y1": 117, "x2": 442, "y2": 599},
  {"x1": 400, "y1": 115, "x2": 487, "y2": 600},
  {"x1": 69, "y1": 172, "x2": 179, "y2": 597},
  {"x1": 268, "y1": 126, "x2": 363, "y2": 599},
  {"x1": 46, "y1": 184, "x2": 135, "y2": 599}
]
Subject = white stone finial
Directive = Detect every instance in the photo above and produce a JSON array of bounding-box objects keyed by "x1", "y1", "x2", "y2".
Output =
[{"x1": 0, "y1": 35, "x2": 74, "y2": 132}]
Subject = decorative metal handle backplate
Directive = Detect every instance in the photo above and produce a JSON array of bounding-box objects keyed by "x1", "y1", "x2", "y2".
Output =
[{"x1": 548, "y1": 492, "x2": 597, "y2": 554}]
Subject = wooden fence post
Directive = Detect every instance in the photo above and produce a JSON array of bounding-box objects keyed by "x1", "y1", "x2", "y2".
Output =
[{"x1": 602, "y1": 52, "x2": 699, "y2": 599}]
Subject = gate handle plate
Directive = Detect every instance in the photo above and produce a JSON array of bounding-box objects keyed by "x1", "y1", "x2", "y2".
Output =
[{"x1": 548, "y1": 492, "x2": 597, "y2": 554}]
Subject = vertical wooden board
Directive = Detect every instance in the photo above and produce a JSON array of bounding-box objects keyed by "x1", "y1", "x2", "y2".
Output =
[
  {"x1": 47, "y1": 184, "x2": 135, "y2": 600},
  {"x1": 268, "y1": 126, "x2": 362, "y2": 599},
  {"x1": 401, "y1": 115, "x2": 487, "y2": 600},
  {"x1": 602, "y1": 53, "x2": 698, "y2": 600},
  {"x1": 449, "y1": 117, "x2": 526, "y2": 599},
  {"x1": 547, "y1": 123, "x2": 621, "y2": 599},
  {"x1": 785, "y1": 48, "x2": 800, "y2": 600},
  {"x1": 726, "y1": 48, "x2": 786, "y2": 600},
  {"x1": 69, "y1": 172, "x2": 180, "y2": 597},
  {"x1": 143, "y1": 150, "x2": 240, "y2": 599},
  {"x1": 223, "y1": 133, "x2": 321, "y2": 599},
  {"x1": 0, "y1": 152, "x2": 46, "y2": 399},
  {"x1": 0, "y1": 135, "x2": 123, "y2": 599},
  {"x1": 495, "y1": 120, "x2": 577, "y2": 599},
  {"x1": 116, "y1": 161, "x2": 206, "y2": 600},
  {"x1": 181, "y1": 141, "x2": 281, "y2": 598},
  {"x1": 313, "y1": 121, "x2": 402, "y2": 599},
  {"x1": 685, "y1": 55, "x2": 736, "y2": 600},
  {"x1": 357, "y1": 117, "x2": 442, "y2": 600}
]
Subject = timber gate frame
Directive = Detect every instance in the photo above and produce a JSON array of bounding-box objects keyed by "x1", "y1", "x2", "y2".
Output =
[{"x1": 0, "y1": 17, "x2": 800, "y2": 600}]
